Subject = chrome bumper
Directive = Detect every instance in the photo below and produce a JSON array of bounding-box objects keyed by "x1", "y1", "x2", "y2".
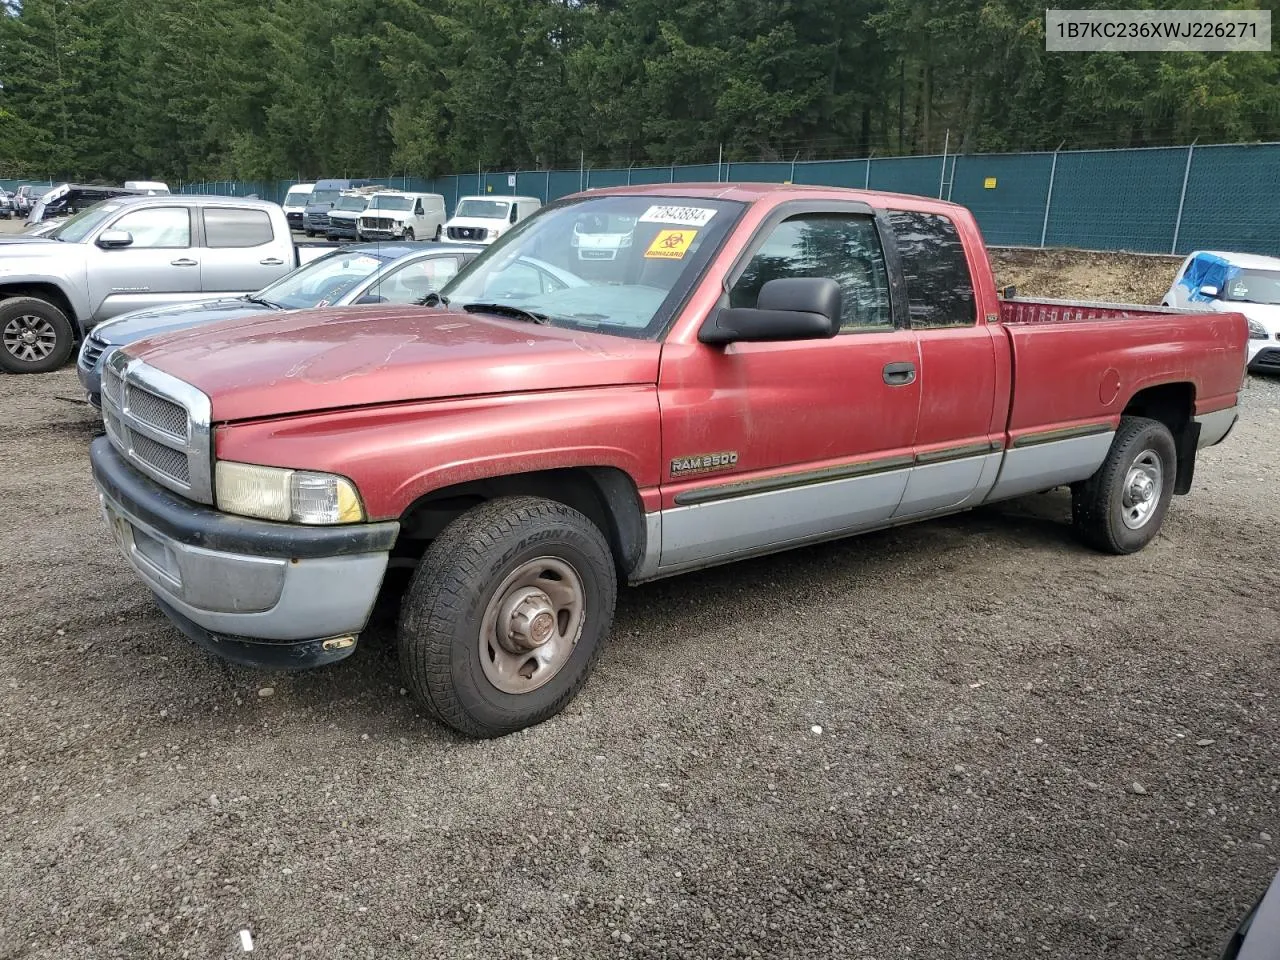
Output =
[{"x1": 90, "y1": 437, "x2": 399, "y2": 661}]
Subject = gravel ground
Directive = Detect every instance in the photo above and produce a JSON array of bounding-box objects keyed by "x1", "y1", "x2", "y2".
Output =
[{"x1": 3, "y1": 251, "x2": 1280, "y2": 959}]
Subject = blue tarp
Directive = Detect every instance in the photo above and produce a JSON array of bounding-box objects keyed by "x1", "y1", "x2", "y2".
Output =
[{"x1": 1179, "y1": 252, "x2": 1239, "y2": 302}]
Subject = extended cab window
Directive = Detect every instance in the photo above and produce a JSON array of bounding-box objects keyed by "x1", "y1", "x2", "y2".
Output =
[
  {"x1": 729, "y1": 214, "x2": 892, "y2": 332},
  {"x1": 110, "y1": 207, "x2": 191, "y2": 248},
  {"x1": 887, "y1": 211, "x2": 976, "y2": 328},
  {"x1": 203, "y1": 208, "x2": 274, "y2": 248}
]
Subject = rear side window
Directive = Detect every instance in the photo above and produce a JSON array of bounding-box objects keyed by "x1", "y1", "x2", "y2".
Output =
[
  {"x1": 729, "y1": 213, "x2": 893, "y2": 332},
  {"x1": 887, "y1": 211, "x2": 976, "y2": 328},
  {"x1": 203, "y1": 208, "x2": 274, "y2": 248}
]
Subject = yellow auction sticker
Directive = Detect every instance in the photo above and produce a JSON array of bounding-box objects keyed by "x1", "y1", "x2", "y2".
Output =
[{"x1": 645, "y1": 229, "x2": 697, "y2": 259}]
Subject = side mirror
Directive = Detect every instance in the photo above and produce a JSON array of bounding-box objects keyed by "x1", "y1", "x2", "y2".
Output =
[
  {"x1": 699, "y1": 277, "x2": 841, "y2": 345},
  {"x1": 999, "y1": 284, "x2": 1017, "y2": 299},
  {"x1": 96, "y1": 230, "x2": 133, "y2": 248},
  {"x1": 1198, "y1": 284, "x2": 1219, "y2": 298},
  {"x1": 355, "y1": 293, "x2": 386, "y2": 305}
]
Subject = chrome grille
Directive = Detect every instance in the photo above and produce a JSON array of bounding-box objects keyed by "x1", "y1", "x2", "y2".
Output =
[
  {"x1": 80, "y1": 336, "x2": 108, "y2": 369},
  {"x1": 447, "y1": 226, "x2": 487, "y2": 241},
  {"x1": 101, "y1": 352, "x2": 214, "y2": 504},
  {"x1": 126, "y1": 386, "x2": 186, "y2": 440}
]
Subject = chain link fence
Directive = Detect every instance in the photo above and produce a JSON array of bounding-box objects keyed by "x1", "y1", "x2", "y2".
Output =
[{"x1": 165, "y1": 141, "x2": 1280, "y2": 257}]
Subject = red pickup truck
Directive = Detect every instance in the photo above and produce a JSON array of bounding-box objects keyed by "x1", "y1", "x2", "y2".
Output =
[{"x1": 90, "y1": 184, "x2": 1247, "y2": 737}]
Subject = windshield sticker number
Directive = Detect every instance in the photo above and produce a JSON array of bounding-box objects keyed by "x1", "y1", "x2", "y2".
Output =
[
  {"x1": 638, "y1": 205, "x2": 717, "y2": 227},
  {"x1": 645, "y1": 229, "x2": 697, "y2": 260}
]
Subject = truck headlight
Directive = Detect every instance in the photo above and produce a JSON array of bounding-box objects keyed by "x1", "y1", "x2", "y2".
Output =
[
  {"x1": 215, "y1": 461, "x2": 365, "y2": 524},
  {"x1": 1247, "y1": 318, "x2": 1268, "y2": 340}
]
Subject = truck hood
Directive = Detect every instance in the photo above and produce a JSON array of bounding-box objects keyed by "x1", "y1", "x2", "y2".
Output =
[
  {"x1": 93, "y1": 297, "x2": 275, "y2": 345},
  {"x1": 128, "y1": 305, "x2": 662, "y2": 422},
  {"x1": 0, "y1": 239, "x2": 80, "y2": 257}
]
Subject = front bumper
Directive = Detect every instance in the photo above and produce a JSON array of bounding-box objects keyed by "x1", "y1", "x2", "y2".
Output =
[
  {"x1": 1248, "y1": 345, "x2": 1280, "y2": 375},
  {"x1": 90, "y1": 437, "x2": 399, "y2": 669},
  {"x1": 285, "y1": 211, "x2": 303, "y2": 229},
  {"x1": 327, "y1": 222, "x2": 358, "y2": 238}
]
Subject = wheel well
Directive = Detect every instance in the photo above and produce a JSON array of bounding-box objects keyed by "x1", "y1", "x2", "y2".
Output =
[
  {"x1": 0, "y1": 283, "x2": 80, "y2": 334},
  {"x1": 1122, "y1": 382, "x2": 1196, "y2": 494},
  {"x1": 396, "y1": 467, "x2": 647, "y2": 577}
]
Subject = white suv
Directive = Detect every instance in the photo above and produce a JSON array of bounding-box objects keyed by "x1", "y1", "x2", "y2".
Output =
[
  {"x1": 444, "y1": 196, "x2": 542, "y2": 244},
  {"x1": 357, "y1": 192, "x2": 447, "y2": 242}
]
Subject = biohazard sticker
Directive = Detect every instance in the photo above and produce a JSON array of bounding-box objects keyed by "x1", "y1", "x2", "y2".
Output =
[
  {"x1": 645, "y1": 228, "x2": 697, "y2": 259},
  {"x1": 638, "y1": 205, "x2": 717, "y2": 227}
]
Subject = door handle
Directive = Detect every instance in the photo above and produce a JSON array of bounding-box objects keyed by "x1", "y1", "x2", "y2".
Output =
[
  {"x1": 260, "y1": 257, "x2": 284, "y2": 266},
  {"x1": 170, "y1": 258, "x2": 198, "y2": 267},
  {"x1": 882, "y1": 361, "x2": 916, "y2": 386}
]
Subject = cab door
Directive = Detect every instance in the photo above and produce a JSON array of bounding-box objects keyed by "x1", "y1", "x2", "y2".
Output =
[
  {"x1": 84, "y1": 205, "x2": 201, "y2": 319},
  {"x1": 656, "y1": 203, "x2": 920, "y2": 570},
  {"x1": 883, "y1": 208, "x2": 1002, "y2": 518}
]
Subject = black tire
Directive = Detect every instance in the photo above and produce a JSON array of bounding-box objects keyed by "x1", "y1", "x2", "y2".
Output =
[
  {"x1": 398, "y1": 496, "x2": 617, "y2": 738},
  {"x1": 403, "y1": 227, "x2": 415, "y2": 242},
  {"x1": 305, "y1": 230, "x2": 315, "y2": 238},
  {"x1": 1072, "y1": 416, "x2": 1177, "y2": 555},
  {"x1": 0, "y1": 296, "x2": 76, "y2": 373},
  {"x1": 433, "y1": 225, "x2": 442, "y2": 241}
]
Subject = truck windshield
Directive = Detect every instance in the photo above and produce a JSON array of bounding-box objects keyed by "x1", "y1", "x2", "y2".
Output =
[
  {"x1": 1223, "y1": 270, "x2": 1280, "y2": 306},
  {"x1": 309, "y1": 190, "x2": 340, "y2": 207},
  {"x1": 455, "y1": 199, "x2": 510, "y2": 219},
  {"x1": 440, "y1": 195, "x2": 743, "y2": 340},
  {"x1": 283, "y1": 190, "x2": 312, "y2": 207},
  {"x1": 333, "y1": 196, "x2": 367, "y2": 212},
  {"x1": 48, "y1": 201, "x2": 126, "y2": 242},
  {"x1": 255, "y1": 251, "x2": 387, "y2": 308},
  {"x1": 369, "y1": 195, "x2": 412, "y2": 211}
]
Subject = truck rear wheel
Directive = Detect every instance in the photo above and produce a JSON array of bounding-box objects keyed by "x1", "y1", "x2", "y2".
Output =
[
  {"x1": 0, "y1": 296, "x2": 76, "y2": 373},
  {"x1": 1072, "y1": 416, "x2": 1176, "y2": 555},
  {"x1": 398, "y1": 496, "x2": 617, "y2": 738}
]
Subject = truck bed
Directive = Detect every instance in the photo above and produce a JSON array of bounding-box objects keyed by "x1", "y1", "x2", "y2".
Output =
[
  {"x1": 995, "y1": 297, "x2": 1247, "y2": 438},
  {"x1": 999, "y1": 297, "x2": 1209, "y2": 325}
]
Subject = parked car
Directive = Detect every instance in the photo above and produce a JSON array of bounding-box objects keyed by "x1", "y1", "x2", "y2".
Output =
[
  {"x1": 281, "y1": 183, "x2": 314, "y2": 231},
  {"x1": 325, "y1": 192, "x2": 372, "y2": 242},
  {"x1": 302, "y1": 178, "x2": 374, "y2": 237},
  {"x1": 0, "y1": 189, "x2": 12, "y2": 219},
  {"x1": 124, "y1": 180, "x2": 170, "y2": 195},
  {"x1": 13, "y1": 185, "x2": 43, "y2": 216},
  {"x1": 78, "y1": 242, "x2": 480, "y2": 405},
  {"x1": 570, "y1": 211, "x2": 637, "y2": 261},
  {"x1": 357, "y1": 191, "x2": 447, "y2": 242},
  {"x1": 0, "y1": 194, "x2": 331, "y2": 373},
  {"x1": 88, "y1": 184, "x2": 1246, "y2": 738},
  {"x1": 26, "y1": 183, "x2": 143, "y2": 225},
  {"x1": 444, "y1": 195, "x2": 542, "y2": 243},
  {"x1": 1163, "y1": 250, "x2": 1280, "y2": 375}
]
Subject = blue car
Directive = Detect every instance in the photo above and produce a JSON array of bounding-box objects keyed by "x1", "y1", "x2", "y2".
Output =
[{"x1": 77, "y1": 242, "x2": 479, "y2": 406}]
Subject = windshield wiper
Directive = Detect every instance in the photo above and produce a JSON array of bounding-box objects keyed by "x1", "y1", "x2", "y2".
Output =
[
  {"x1": 418, "y1": 292, "x2": 449, "y2": 307},
  {"x1": 241, "y1": 295, "x2": 284, "y2": 309},
  {"x1": 461, "y1": 302, "x2": 551, "y2": 325}
]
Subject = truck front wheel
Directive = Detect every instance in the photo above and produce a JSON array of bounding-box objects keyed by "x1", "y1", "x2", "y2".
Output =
[
  {"x1": 398, "y1": 496, "x2": 617, "y2": 738},
  {"x1": 0, "y1": 296, "x2": 76, "y2": 373},
  {"x1": 1072, "y1": 416, "x2": 1177, "y2": 554}
]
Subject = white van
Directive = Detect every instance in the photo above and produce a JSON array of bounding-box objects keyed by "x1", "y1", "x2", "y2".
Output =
[
  {"x1": 357, "y1": 191, "x2": 447, "y2": 242},
  {"x1": 444, "y1": 195, "x2": 542, "y2": 244},
  {"x1": 124, "y1": 180, "x2": 169, "y2": 195},
  {"x1": 281, "y1": 183, "x2": 315, "y2": 231}
]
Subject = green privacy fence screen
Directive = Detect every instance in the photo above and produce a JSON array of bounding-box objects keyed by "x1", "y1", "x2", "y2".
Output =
[{"x1": 172, "y1": 140, "x2": 1280, "y2": 257}]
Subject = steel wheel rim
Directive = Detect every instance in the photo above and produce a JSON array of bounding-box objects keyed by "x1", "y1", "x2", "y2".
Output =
[
  {"x1": 3, "y1": 314, "x2": 57, "y2": 362},
  {"x1": 1121, "y1": 449, "x2": 1163, "y2": 530},
  {"x1": 478, "y1": 556, "x2": 585, "y2": 694}
]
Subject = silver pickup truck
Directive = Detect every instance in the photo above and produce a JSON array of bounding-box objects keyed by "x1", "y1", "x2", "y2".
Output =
[{"x1": 0, "y1": 195, "x2": 330, "y2": 373}]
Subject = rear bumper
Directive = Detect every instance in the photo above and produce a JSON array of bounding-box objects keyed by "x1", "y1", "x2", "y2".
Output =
[
  {"x1": 1195, "y1": 407, "x2": 1238, "y2": 449},
  {"x1": 90, "y1": 437, "x2": 399, "y2": 668}
]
